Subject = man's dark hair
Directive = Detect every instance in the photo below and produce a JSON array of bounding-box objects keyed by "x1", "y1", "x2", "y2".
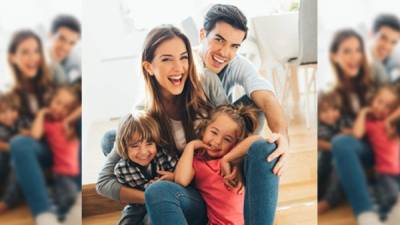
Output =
[
  {"x1": 51, "y1": 14, "x2": 81, "y2": 35},
  {"x1": 203, "y1": 4, "x2": 248, "y2": 40},
  {"x1": 373, "y1": 14, "x2": 400, "y2": 33}
]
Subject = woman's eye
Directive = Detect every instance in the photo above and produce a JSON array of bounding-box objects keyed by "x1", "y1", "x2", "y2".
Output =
[{"x1": 181, "y1": 55, "x2": 188, "y2": 60}]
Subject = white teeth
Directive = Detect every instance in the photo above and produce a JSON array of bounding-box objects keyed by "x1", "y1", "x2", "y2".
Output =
[
  {"x1": 213, "y1": 55, "x2": 225, "y2": 63},
  {"x1": 169, "y1": 75, "x2": 182, "y2": 79}
]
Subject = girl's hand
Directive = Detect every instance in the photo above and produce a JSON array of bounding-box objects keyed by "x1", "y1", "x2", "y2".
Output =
[
  {"x1": 188, "y1": 140, "x2": 211, "y2": 151},
  {"x1": 221, "y1": 162, "x2": 244, "y2": 193},
  {"x1": 157, "y1": 170, "x2": 174, "y2": 181}
]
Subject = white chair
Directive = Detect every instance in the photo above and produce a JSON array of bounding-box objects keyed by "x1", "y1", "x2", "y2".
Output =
[{"x1": 252, "y1": 12, "x2": 299, "y2": 119}]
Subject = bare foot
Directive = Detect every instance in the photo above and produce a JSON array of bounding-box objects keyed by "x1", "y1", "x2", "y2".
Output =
[
  {"x1": 318, "y1": 200, "x2": 331, "y2": 214},
  {"x1": 0, "y1": 202, "x2": 9, "y2": 213}
]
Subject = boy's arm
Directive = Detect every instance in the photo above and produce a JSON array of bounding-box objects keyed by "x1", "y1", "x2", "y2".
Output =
[
  {"x1": 31, "y1": 108, "x2": 48, "y2": 140},
  {"x1": 353, "y1": 107, "x2": 369, "y2": 139},
  {"x1": 174, "y1": 140, "x2": 207, "y2": 186}
]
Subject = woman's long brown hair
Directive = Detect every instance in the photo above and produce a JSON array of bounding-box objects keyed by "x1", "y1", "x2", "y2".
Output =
[
  {"x1": 141, "y1": 25, "x2": 211, "y2": 154},
  {"x1": 329, "y1": 29, "x2": 373, "y2": 117},
  {"x1": 8, "y1": 30, "x2": 53, "y2": 118}
]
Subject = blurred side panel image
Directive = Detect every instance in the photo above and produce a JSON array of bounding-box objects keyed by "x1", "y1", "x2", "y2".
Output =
[
  {"x1": 318, "y1": 0, "x2": 400, "y2": 225},
  {"x1": 0, "y1": 0, "x2": 82, "y2": 225}
]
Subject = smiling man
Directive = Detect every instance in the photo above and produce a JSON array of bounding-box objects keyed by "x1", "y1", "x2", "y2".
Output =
[
  {"x1": 370, "y1": 14, "x2": 400, "y2": 83},
  {"x1": 198, "y1": 4, "x2": 289, "y2": 176},
  {"x1": 48, "y1": 14, "x2": 81, "y2": 85}
]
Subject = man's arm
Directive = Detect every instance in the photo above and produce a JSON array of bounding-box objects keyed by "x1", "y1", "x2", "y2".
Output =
[{"x1": 251, "y1": 90, "x2": 289, "y2": 176}]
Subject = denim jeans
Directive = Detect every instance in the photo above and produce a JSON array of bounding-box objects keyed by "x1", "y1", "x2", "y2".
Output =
[
  {"x1": 331, "y1": 135, "x2": 374, "y2": 216},
  {"x1": 144, "y1": 141, "x2": 279, "y2": 225},
  {"x1": 119, "y1": 204, "x2": 151, "y2": 225},
  {"x1": 9, "y1": 135, "x2": 53, "y2": 216},
  {"x1": 318, "y1": 151, "x2": 344, "y2": 207}
]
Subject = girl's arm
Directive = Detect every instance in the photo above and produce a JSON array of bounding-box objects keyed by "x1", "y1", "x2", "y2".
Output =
[
  {"x1": 174, "y1": 140, "x2": 208, "y2": 187},
  {"x1": 221, "y1": 135, "x2": 264, "y2": 164},
  {"x1": 31, "y1": 108, "x2": 48, "y2": 139},
  {"x1": 353, "y1": 107, "x2": 369, "y2": 139},
  {"x1": 318, "y1": 139, "x2": 331, "y2": 151},
  {"x1": 386, "y1": 107, "x2": 400, "y2": 124}
]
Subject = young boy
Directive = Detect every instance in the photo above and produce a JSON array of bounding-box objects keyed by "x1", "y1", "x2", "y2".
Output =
[
  {"x1": 113, "y1": 112, "x2": 178, "y2": 225},
  {"x1": 0, "y1": 92, "x2": 29, "y2": 212},
  {"x1": 318, "y1": 91, "x2": 352, "y2": 213}
]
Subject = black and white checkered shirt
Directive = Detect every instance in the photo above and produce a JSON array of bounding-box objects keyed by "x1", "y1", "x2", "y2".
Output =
[{"x1": 114, "y1": 148, "x2": 178, "y2": 190}]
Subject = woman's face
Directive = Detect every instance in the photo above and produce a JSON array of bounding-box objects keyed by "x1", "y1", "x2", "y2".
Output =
[
  {"x1": 144, "y1": 37, "x2": 189, "y2": 99},
  {"x1": 331, "y1": 37, "x2": 363, "y2": 78},
  {"x1": 202, "y1": 113, "x2": 239, "y2": 159},
  {"x1": 10, "y1": 37, "x2": 42, "y2": 79}
]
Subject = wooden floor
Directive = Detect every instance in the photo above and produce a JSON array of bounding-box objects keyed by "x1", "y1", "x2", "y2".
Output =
[
  {"x1": 0, "y1": 205, "x2": 35, "y2": 225},
  {"x1": 318, "y1": 205, "x2": 357, "y2": 225}
]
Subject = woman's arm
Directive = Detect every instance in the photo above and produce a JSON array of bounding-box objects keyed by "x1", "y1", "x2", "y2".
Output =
[
  {"x1": 119, "y1": 186, "x2": 144, "y2": 204},
  {"x1": 31, "y1": 108, "x2": 48, "y2": 139},
  {"x1": 353, "y1": 107, "x2": 369, "y2": 139},
  {"x1": 0, "y1": 141, "x2": 9, "y2": 151},
  {"x1": 96, "y1": 148, "x2": 124, "y2": 201},
  {"x1": 318, "y1": 139, "x2": 331, "y2": 151},
  {"x1": 386, "y1": 107, "x2": 400, "y2": 124},
  {"x1": 174, "y1": 140, "x2": 209, "y2": 186}
]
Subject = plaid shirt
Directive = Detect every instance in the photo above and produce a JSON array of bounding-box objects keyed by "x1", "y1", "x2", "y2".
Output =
[{"x1": 114, "y1": 148, "x2": 178, "y2": 190}]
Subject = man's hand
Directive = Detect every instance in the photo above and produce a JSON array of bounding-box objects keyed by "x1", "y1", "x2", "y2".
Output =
[{"x1": 266, "y1": 133, "x2": 289, "y2": 176}]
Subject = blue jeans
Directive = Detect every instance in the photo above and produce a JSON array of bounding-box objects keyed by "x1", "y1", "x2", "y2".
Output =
[
  {"x1": 144, "y1": 141, "x2": 279, "y2": 225},
  {"x1": 331, "y1": 135, "x2": 374, "y2": 216},
  {"x1": 10, "y1": 135, "x2": 53, "y2": 216}
]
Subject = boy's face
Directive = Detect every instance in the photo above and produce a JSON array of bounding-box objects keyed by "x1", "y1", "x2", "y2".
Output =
[
  {"x1": 49, "y1": 89, "x2": 76, "y2": 120},
  {"x1": 0, "y1": 108, "x2": 18, "y2": 127},
  {"x1": 319, "y1": 107, "x2": 340, "y2": 126},
  {"x1": 50, "y1": 27, "x2": 80, "y2": 62},
  {"x1": 202, "y1": 113, "x2": 239, "y2": 159},
  {"x1": 127, "y1": 134, "x2": 157, "y2": 166},
  {"x1": 372, "y1": 26, "x2": 400, "y2": 61},
  {"x1": 199, "y1": 21, "x2": 245, "y2": 73},
  {"x1": 370, "y1": 88, "x2": 397, "y2": 119}
]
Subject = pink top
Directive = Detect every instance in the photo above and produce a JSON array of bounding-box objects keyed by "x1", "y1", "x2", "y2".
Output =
[
  {"x1": 44, "y1": 120, "x2": 79, "y2": 176},
  {"x1": 366, "y1": 119, "x2": 400, "y2": 175},
  {"x1": 193, "y1": 154, "x2": 244, "y2": 225}
]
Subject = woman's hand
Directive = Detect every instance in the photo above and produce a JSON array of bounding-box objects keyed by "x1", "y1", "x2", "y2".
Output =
[{"x1": 158, "y1": 170, "x2": 174, "y2": 181}]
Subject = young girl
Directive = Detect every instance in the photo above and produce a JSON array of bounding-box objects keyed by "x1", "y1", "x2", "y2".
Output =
[
  {"x1": 31, "y1": 85, "x2": 80, "y2": 219},
  {"x1": 175, "y1": 104, "x2": 273, "y2": 225},
  {"x1": 113, "y1": 111, "x2": 178, "y2": 225},
  {"x1": 353, "y1": 84, "x2": 400, "y2": 224}
]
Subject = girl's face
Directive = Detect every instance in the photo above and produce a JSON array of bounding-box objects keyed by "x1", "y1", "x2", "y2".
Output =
[
  {"x1": 127, "y1": 134, "x2": 157, "y2": 166},
  {"x1": 143, "y1": 37, "x2": 189, "y2": 99},
  {"x1": 10, "y1": 37, "x2": 42, "y2": 79},
  {"x1": 48, "y1": 89, "x2": 76, "y2": 120},
  {"x1": 331, "y1": 37, "x2": 363, "y2": 78},
  {"x1": 370, "y1": 88, "x2": 397, "y2": 119},
  {"x1": 202, "y1": 113, "x2": 239, "y2": 159}
]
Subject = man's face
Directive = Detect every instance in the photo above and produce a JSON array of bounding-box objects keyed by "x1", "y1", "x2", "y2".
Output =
[
  {"x1": 372, "y1": 26, "x2": 400, "y2": 61},
  {"x1": 199, "y1": 21, "x2": 245, "y2": 73},
  {"x1": 50, "y1": 27, "x2": 80, "y2": 62}
]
